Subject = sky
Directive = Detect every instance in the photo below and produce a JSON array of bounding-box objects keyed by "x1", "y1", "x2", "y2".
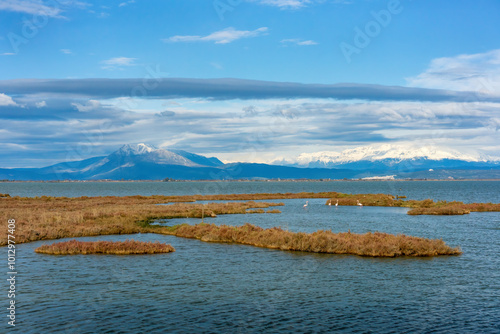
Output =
[{"x1": 0, "y1": 0, "x2": 500, "y2": 167}]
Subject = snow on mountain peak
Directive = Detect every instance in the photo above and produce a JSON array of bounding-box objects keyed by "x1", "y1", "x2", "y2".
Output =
[
  {"x1": 112, "y1": 143, "x2": 223, "y2": 167},
  {"x1": 295, "y1": 144, "x2": 490, "y2": 166},
  {"x1": 118, "y1": 143, "x2": 157, "y2": 155}
]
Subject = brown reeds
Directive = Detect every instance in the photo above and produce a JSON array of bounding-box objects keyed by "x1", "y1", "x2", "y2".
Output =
[
  {"x1": 326, "y1": 192, "x2": 500, "y2": 215},
  {"x1": 0, "y1": 191, "x2": 489, "y2": 250},
  {"x1": 0, "y1": 194, "x2": 284, "y2": 245},
  {"x1": 35, "y1": 239, "x2": 175, "y2": 255},
  {"x1": 407, "y1": 207, "x2": 470, "y2": 215},
  {"x1": 158, "y1": 223, "x2": 461, "y2": 257}
]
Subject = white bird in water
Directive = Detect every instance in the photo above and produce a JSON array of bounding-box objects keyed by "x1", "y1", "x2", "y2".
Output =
[
  {"x1": 335, "y1": 200, "x2": 339, "y2": 207},
  {"x1": 357, "y1": 200, "x2": 363, "y2": 207},
  {"x1": 328, "y1": 200, "x2": 332, "y2": 206},
  {"x1": 303, "y1": 201, "x2": 309, "y2": 208}
]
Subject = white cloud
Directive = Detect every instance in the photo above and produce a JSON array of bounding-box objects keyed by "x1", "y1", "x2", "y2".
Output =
[
  {"x1": 406, "y1": 49, "x2": 500, "y2": 94},
  {"x1": 1, "y1": 53, "x2": 16, "y2": 56},
  {"x1": 0, "y1": 93, "x2": 17, "y2": 106},
  {"x1": 0, "y1": 1, "x2": 91, "y2": 19},
  {"x1": 2, "y1": 96, "x2": 500, "y2": 167},
  {"x1": 35, "y1": 101, "x2": 47, "y2": 108},
  {"x1": 281, "y1": 38, "x2": 318, "y2": 46},
  {"x1": 101, "y1": 57, "x2": 137, "y2": 69},
  {"x1": 60, "y1": 1, "x2": 91, "y2": 9},
  {"x1": 119, "y1": 0, "x2": 135, "y2": 7},
  {"x1": 164, "y1": 27, "x2": 268, "y2": 44},
  {"x1": 250, "y1": 0, "x2": 352, "y2": 8},
  {"x1": 210, "y1": 62, "x2": 223, "y2": 70},
  {"x1": 0, "y1": 0, "x2": 63, "y2": 17},
  {"x1": 60, "y1": 49, "x2": 72, "y2": 54},
  {"x1": 252, "y1": 0, "x2": 312, "y2": 9},
  {"x1": 96, "y1": 11, "x2": 109, "y2": 18},
  {"x1": 71, "y1": 99, "x2": 101, "y2": 112}
]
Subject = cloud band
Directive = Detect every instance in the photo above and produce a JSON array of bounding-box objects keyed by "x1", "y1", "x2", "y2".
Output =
[{"x1": 1, "y1": 78, "x2": 498, "y2": 102}]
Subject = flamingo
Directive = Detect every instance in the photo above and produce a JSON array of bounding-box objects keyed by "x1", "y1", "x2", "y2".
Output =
[
  {"x1": 357, "y1": 200, "x2": 363, "y2": 207},
  {"x1": 328, "y1": 200, "x2": 332, "y2": 206},
  {"x1": 303, "y1": 201, "x2": 309, "y2": 208},
  {"x1": 335, "y1": 200, "x2": 338, "y2": 207}
]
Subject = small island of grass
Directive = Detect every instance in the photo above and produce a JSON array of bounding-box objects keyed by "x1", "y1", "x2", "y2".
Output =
[
  {"x1": 157, "y1": 223, "x2": 461, "y2": 257},
  {"x1": 35, "y1": 239, "x2": 175, "y2": 255},
  {"x1": 326, "y1": 192, "x2": 500, "y2": 215}
]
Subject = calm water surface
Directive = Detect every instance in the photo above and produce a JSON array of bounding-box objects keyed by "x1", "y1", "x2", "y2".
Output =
[
  {"x1": 1, "y1": 181, "x2": 499, "y2": 333},
  {"x1": 1, "y1": 180, "x2": 500, "y2": 203}
]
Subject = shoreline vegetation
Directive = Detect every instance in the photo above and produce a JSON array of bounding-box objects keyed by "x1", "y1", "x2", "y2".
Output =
[
  {"x1": 35, "y1": 239, "x2": 175, "y2": 255},
  {"x1": 1, "y1": 190, "x2": 495, "y2": 256},
  {"x1": 325, "y1": 192, "x2": 500, "y2": 215}
]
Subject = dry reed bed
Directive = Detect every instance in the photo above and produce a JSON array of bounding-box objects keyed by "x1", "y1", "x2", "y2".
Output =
[
  {"x1": 158, "y1": 223, "x2": 461, "y2": 257},
  {"x1": 0, "y1": 195, "x2": 283, "y2": 245},
  {"x1": 35, "y1": 239, "x2": 175, "y2": 255},
  {"x1": 0, "y1": 191, "x2": 488, "y2": 252},
  {"x1": 0, "y1": 191, "x2": 340, "y2": 203},
  {"x1": 326, "y1": 192, "x2": 500, "y2": 215}
]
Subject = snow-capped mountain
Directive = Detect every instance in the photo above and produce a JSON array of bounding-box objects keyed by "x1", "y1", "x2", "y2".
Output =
[
  {"x1": 108, "y1": 143, "x2": 213, "y2": 167},
  {"x1": 80, "y1": 143, "x2": 224, "y2": 177},
  {"x1": 36, "y1": 143, "x2": 225, "y2": 180},
  {"x1": 0, "y1": 143, "x2": 353, "y2": 180},
  {"x1": 280, "y1": 144, "x2": 499, "y2": 170},
  {"x1": 1, "y1": 143, "x2": 499, "y2": 181}
]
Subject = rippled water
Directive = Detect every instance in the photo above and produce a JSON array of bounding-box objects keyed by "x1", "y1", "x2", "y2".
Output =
[
  {"x1": 2, "y1": 182, "x2": 500, "y2": 333},
  {"x1": 2, "y1": 180, "x2": 500, "y2": 203}
]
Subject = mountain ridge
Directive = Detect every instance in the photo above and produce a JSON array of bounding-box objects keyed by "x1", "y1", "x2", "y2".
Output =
[
  {"x1": 0, "y1": 143, "x2": 498, "y2": 181},
  {"x1": 277, "y1": 144, "x2": 499, "y2": 170}
]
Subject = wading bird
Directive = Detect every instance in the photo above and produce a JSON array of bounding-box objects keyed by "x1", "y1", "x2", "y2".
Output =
[
  {"x1": 357, "y1": 200, "x2": 363, "y2": 207},
  {"x1": 335, "y1": 200, "x2": 338, "y2": 207},
  {"x1": 303, "y1": 201, "x2": 309, "y2": 208}
]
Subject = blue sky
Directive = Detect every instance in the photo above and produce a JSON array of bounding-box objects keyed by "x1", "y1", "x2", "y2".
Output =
[{"x1": 1, "y1": 0, "x2": 500, "y2": 167}]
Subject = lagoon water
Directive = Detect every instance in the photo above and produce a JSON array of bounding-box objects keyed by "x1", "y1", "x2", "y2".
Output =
[
  {"x1": 2, "y1": 181, "x2": 499, "y2": 333},
  {"x1": 2, "y1": 180, "x2": 500, "y2": 203}
]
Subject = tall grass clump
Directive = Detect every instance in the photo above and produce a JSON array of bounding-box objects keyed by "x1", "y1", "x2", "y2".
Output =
[
  {"x1": 159, "y1": 223, "x2": 461, "y2": 257},
  {"x1": 35, "y1": 239, "x2": 175, "y2": 255}
]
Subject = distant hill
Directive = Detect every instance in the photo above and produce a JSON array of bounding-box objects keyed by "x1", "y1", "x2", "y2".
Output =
[
  {"x1": 0, "y1": 143, "x2": 498, "y2": 181},
  {"x1": 0, "y1": 143, "x2": 353, "y2": 181}
]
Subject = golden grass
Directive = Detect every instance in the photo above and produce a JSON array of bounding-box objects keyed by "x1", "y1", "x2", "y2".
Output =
[
  {"x1": 0, "y1": 194, "x2": 283, "y2": 245},
  {"x1": 35, "y1": 239, "x2": 175, "y2": 255},
  {"x1": 326, "y1": 192, "x2": 500, "y2": 215},
  {"x1": 0, "y1": 191, "x2": 479, "y2": 256},
  {"x1": 157, "y1": 223, "x2": 461, "y2": 257},
  {"x1": 407, "y1": 206, "x2": 469, "y2": 215},
  {"x1": 246, "y1": 208, "x2": 282, "y2": 214}
]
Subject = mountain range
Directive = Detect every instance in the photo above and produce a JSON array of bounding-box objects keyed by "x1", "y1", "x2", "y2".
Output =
[
  {"x1": 0, "y1": 143, "x2": 499, "y2": 181},
  {"x1": 276, "y1": 144, "x2": 499, "y2": 171}
]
